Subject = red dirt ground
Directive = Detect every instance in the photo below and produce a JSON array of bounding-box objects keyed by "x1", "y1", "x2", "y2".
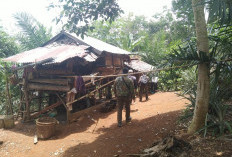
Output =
[{"x1": 0, "y1": 92, "x2": 188, "y2": 157}]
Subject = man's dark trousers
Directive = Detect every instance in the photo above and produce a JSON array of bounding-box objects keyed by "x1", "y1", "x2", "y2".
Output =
[
  {"x1": 117, "y1": 96, "x2": 131, "y2": 125},
  {"x1": 139, "y1": 83, "x2": 148, "y2": 101}
]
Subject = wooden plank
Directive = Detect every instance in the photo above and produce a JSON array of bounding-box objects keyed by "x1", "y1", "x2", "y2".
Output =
[
  {"x1": 38, "y1": 69, "x2": 73, "y2": 75},
  {"x1": 28, "y1": 83, "x2": 70, "y2": 92},
  {"x1": 29, "y1": 78, "x2": 69, "y2": 85},
  {"x1": 30, "y1": 101, "x2": 62, "y2": 118}
]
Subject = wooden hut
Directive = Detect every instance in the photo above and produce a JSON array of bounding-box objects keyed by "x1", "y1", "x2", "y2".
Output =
[{"x1": 3, "y1": 31, "x2": 131, "y2": 122}]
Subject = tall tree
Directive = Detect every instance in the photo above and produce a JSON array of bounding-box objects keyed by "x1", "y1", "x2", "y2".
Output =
[
  {"x1": 188, "y1": 0, "x2": 210, "y2": 134},
  {"x1": 14, "y1": 12, "x2": 52, "y2": 50},
  {"x1": 188, "y1": 0, "x2": 232, "y2": 134},
  {"x1": 50, "y1": 0, "x2": 123, "y2": 38}
]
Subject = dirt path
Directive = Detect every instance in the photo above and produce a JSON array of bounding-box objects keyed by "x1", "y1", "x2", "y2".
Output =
[{"x1": 0, "y1": 92, "x2": 188, "y2": 157}]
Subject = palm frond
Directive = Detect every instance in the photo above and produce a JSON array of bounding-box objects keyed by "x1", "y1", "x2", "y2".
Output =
[{"x1": 14, "y1": 12, "x2": 52, "y2": 50}]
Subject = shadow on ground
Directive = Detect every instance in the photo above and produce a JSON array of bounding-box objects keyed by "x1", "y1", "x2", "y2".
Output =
[
  {"x1": 5, "y1": 104, "x2": 118, "y2": 138},
  {"x1": 61, "y1": 110, "x2": 182, "y2": 157}
]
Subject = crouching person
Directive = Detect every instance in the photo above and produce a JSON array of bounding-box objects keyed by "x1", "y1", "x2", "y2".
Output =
[{"x1": 114, "y1": 68, "x2": 135, "y2": 127}]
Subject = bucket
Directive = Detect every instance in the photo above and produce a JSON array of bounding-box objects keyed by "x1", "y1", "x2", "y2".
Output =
[
  {"x1": 36, "y1": 117, "x2": 58, "y2": 139},
  {"x1": 3, "y1": 115, "x2": 14, "y2": 129}
]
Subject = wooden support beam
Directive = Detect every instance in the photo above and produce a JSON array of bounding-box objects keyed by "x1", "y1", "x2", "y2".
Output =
[
  {"x1": 29, "y1": 79, "x2": 69, "y2": 85},
  {"x1": 30, "y1": 101, "x2": 62, "y2": 119},
  {"x1": 38, "y1": 69, "x2": 73, "y2": 75},
  {"x1": 23, "y1": 78, "x2": 31, "y2": 120},
  {"x1": 28, "y1": 83, "x2": 70, "y2": 92}
]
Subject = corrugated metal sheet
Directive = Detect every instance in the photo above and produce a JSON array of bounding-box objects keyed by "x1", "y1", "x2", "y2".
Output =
[
  {"x1": 125, "y1": 59, "x2": 154, "y2": 72},
  {"x1": 3, "y1": 45, "x2": 97, "y2": 64},
  {"x1": 4, "y1": 31, "x2": 131, "y2": 64},
  {"x1": 70, "y1": 33, "x2": 131, "y2": 55}
]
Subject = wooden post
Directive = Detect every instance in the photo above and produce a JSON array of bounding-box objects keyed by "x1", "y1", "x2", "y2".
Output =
[
  {"x1": 99, "y1": 80, "x2": 102, "y2": 99},
  {"x1": 57, "y1": 92, "x2": 70, "y2": 123},
  {"x1": 5, "y1": 76, "x2": 13, "y2": 115},
  {"x1": 38, "y1": 91, "x2": 42, "y2": 111},
  {"x1": 23, "y1": 78, "x2": 30, "y2": 120}
]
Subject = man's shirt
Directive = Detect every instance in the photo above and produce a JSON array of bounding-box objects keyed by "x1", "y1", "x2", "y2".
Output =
[{"x1": 114, "y1": 76, "x2": 134, "y2": 97}]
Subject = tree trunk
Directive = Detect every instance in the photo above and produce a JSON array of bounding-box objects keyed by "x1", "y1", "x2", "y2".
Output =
[{"x1": 188, "y1": 0, "x2": 210, "y2": 134}]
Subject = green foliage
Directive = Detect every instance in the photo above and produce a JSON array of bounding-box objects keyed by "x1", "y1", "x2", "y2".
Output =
[
  {"x1": 0, "y1": 60, "x2": 20, "y2": 115},
  {"x1": 0, "y1": 27, "x2": 20, "y2": 114},
  {"x1": 172, "y1": 24, "x2": 232, "y2": 136},
  {"x1": 0, "y1": 28, "x2": 19, "y2": 57},
  {"x1": 86, "y1": 8, "x2": 195, "y2": 91},
  {"x1": 88, "y1": 9, "x2": 191, "y2": 67},
  {"x1": 50, "y1": 0, "x2": 123, "y2": 38},
  {"x1": 172, "y1": 0, "x2": 195, "y2": 37},
  {"x1": 206, "y1": 0, "x2": 232, "y2": 25},
  {"x1": 14, "y1": 12, "x2": 52, "y2": 51},
  {"x1": 88, "y1": 15, "x2": 149, "y2": 52}
]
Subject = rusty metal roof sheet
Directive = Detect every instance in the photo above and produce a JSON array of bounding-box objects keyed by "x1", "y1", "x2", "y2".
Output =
[
  {"x1": 125, "y1": 59, "x2": 154, "y2": 72},
  {"x1": 3, "y1": 45, "x2": 97, "y2": 64}
]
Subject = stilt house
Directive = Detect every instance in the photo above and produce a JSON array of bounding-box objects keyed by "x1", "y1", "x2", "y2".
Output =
[{"x1": 3, "y1": 31, "x2": 152, "y2": 122}]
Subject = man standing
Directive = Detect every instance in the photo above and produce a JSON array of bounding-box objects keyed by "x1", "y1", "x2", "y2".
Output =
[
  {"x1": 128, "y1": 69, "x2": 137, "y2": 101},
  {"x1": 151, "y1": 75, "x2": 159, "y2": 93},
  {"x1": 138, "y1": 73, "x2": 149, "y2": 102},
  {"x1": 114, "y1": 68, "x2": 134, "y2": 127}
]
